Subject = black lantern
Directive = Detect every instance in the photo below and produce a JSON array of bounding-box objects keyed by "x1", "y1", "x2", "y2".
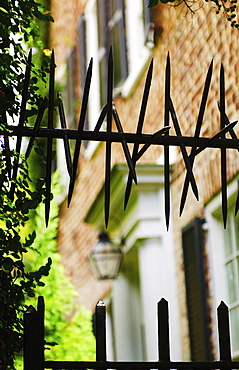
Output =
[{"x1": 89, "y1": 232, "x2": 123, "y2": 280}]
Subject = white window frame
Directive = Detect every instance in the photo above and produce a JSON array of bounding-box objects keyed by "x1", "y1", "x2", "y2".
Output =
[
  {"x1": 205, "y1": 178, "x2": 239, "y2": 359},
  {"x1": 83, "y1": 0, "x2": 154, "y2": 158},
  {"x1": 84, "y1": 0, "x2": 102, "y2": 158},
  {"x1": 122, "y1": 1, "x2": 154, "y2": 98}
]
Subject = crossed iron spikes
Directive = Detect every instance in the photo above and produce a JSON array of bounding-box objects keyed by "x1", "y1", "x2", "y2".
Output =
[{"x1": 2, "y1": 48, "x2": 239, "y2": 229}]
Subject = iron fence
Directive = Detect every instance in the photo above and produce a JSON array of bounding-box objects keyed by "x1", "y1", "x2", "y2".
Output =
[
  {"x1": 1, "y1": 49, "x2": 239, "y2": 229},
  {"x1": 24, "y1": 296, "x2": 238, "y2": 370}
]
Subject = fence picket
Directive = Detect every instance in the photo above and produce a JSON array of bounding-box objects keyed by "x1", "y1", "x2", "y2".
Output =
[
  {"x1": 217, "y1": 301, "x2": 232, "y2": 361},
  {"x1": 158, "y1": 298, "x2": 170, "y2": 361},
  {"x1": 24, "y1": 305, "x2": 42, "y2": 370},
  {"x1": 23, "y1": 297, "x2": 239, "y2": 369},
  {"x1": 37, "y1": 296, "x2": 45, "y2": 369},
  {"x1": 96, "y1": 300, "x2": 107, "y2": 361}
]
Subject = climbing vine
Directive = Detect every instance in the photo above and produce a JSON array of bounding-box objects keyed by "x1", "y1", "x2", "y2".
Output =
[
  {"x1": 0, "y1": 151, "x2": 52, "y2": 369},
  {"x1": 0, "y1": 1, "x2": 54, "y2": 368},
  {"x1": 148, "y1": 0, "x2": 239, "y2": 28}
]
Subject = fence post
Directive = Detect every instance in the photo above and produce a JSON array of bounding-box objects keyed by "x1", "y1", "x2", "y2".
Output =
[
  {"x1": 217, "y1": 301, "x2": 231, "y2": 361},
  {"x1": 95, "y1": 300, "x2": 106, "y2": 361},
  {"x1": 37, "y1": 296, "x2": 45, "y2": 369},
  {"x1": 24, "y1": 305, "x2": 41, "y2": 370},
  {"x1": 158, "y1": 298, "x2": 170, "y2": 361}
]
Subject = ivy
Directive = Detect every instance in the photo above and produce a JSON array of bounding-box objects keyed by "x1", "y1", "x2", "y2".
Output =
[
  {"x1": 0, "y1": 151, "x2": 52, "y2": 369},
  {"x1": 0, "y1": 0, "x2": 54, "y2": 124},
  {"x1": 0, "y1": 0, "x2": 53, "y2": 361}
]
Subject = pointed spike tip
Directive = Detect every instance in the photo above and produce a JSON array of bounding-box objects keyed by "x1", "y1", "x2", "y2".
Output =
[
  {"x1": 97, "y1": 300, "x2": 105, "y2": 307},
  {"x1": 28, "y1": 48, "x2": 33, "y2": 62}
]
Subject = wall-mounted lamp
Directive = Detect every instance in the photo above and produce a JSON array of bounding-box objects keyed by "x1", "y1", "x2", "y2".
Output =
[{"x1": 89, "y1": 231, "x2": 124, "y2": 280}]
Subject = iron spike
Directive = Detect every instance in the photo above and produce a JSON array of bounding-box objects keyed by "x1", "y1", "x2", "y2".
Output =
[
  {"x1": 180, "y1": 60, "x2": 213, "y2": 216},
  {"x1": 45, "y1": 50, "x2": 56, "y2": 227},
  {"x1": 94, "y1": 104, "x2": 108, "y2": 134},
  {"x1": 124, "y1": 59, "x2": 153, "y2": 210},
  {"x1": 217, "y1": 101, "x2": 238, "y2": 146},
  {"x1": 68, "y1": 58, "x2": 93, "y2": 207},
  {"x1": 164, "y1": 52, "x2": 170, "y2": 230},
  {"x1": 58, "y1": 93, "x2": 73, "y2": 181},
  {"x1": 135, "y1": 126, "x2": 171, "y2": 161},
  {"x1": 169, "y1": 97, "x2": 199, "y2": 202},
  {"x1": 25, "y1": 97, "x2": 48, "y2": 159},
  {"x1": 112, "y1": 102, "x2": 137, "y2": 184},
  {"x1": 220, "y1": 63, "x2": 227, "y2": 229},
  {"x1": 105, "y1": 47, "x2": 113, "y2": 228}
]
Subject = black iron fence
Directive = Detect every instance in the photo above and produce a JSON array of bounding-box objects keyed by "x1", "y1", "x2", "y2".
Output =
[
  {"x1": 1, "y1": 49, "x2": 239, "y2": 230},
  {"x1": 24, "y1": 296, "x2": 238, "y2": 370}
]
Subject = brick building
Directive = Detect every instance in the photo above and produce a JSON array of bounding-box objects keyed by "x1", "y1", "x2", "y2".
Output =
[{"x1": 50, "y1": 0, "x2": 239, "y2": 363}]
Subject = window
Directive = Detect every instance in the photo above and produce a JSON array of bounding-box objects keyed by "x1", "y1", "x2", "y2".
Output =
[
  {"x1": 205, "y1": 180, "x2": 239, "y2": 359},
  {"x1": 222, "y1": 211, "x2": 239, "y2": 357},
  {"x1": 122, "y1": 1, "x2": 153, "y2": 97},
  {"x1": 97, "y1": 0, "x2": 128, "y2": 104},
  {"x1": 77, "y1": 0, "x2": 154, "y2": 156}
]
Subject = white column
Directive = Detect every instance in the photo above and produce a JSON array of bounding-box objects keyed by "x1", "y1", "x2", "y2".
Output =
[
  {"x1": 111, "y1": 275, "x2": 143, "y2": 361},
  {"x1": 138, "y1": 237, "x2": 182, "y2": 361}
]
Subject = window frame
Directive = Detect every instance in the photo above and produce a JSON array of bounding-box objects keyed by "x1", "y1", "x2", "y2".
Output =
[
  {"x1": 205, "y1": 179, "x2": 239, "y2": 359},
  {"x1": 78, "y1": 0, "x2": 154, "y2": 157}
]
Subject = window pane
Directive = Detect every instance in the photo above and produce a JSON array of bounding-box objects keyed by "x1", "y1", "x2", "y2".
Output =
[
  {"x1": 230, "y1": 307, "x2": 239, "y2": 354},
  {"x1": 97, "y1": 0, "x2": 107, "y2": 49},
  {"x1": 110, "y1": 1, "x2": 127, "y2": 87},
  {"x1": 112, "y1": 26, "x2": 123, "y2": 86},
  {"x1": 97, "y1": 0, "x2": 127, "y2": 101},
  {"x1": 226, "y1": 261, "x2": 237, "y2": 304},
  {"x1": 224, "y1": 221, "x2": 233, "y2": 258}
]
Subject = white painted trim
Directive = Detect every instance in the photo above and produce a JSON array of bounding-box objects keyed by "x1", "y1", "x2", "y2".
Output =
[
  {"x1": 122, "y1": 1, "x2": 154, "y2": 98},
  {"x1": 121, "y1": 45, "x2": 153, "y2": 98},
  {"x1": 85, "y1": 0, "x2": 101, "y2": 130},
  {"x1": 205, "y1": 177, "x2": 239, "y2": 359}
]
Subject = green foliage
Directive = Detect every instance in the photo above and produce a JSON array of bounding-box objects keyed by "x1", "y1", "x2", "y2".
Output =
[
  {"x1": 22, "y1": 173, "x2": 96, "y2": 362},
  {"x1": 0, "y1": 0, "x2": 54, "y2": 357},
  {"x1": 147, "y1": 0, "x2": 239, "y2": 27},
  {"x1": 0, "y1": 151, "x2": 52, "y2": 369},
  {"x1": 0, "y1": 1, "x2": 94, "y2": 368},
  {"x1": 0, "y1": 0, "x2": 54, "y2": 123}
]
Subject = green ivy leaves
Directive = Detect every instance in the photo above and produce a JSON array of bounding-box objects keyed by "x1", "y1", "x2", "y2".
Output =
[
  {"x1": 0, "y1": 0, "x2": 54, "y2": 123},
  {"x1": 0, "y1": 151, "x2": 51, "y2": 369}
]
